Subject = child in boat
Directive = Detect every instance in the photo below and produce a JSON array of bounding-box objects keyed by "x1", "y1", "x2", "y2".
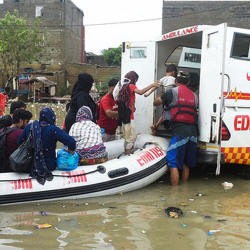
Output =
[
  {"x1": 144, "y1": 64, "x2": 177, "y2": 134},
  {"x1": 69, "y1": 106, "x2": 108, "y2": 165}
]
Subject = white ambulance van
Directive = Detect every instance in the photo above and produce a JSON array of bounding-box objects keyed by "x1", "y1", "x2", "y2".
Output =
[{"x1": 121, "y1": 23, "x2": 250, "y2": 173}]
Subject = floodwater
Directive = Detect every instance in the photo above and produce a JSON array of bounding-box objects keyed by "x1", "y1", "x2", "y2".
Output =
[{"x1": 1, "y1": 103, "x2": 250, "y2": 250}]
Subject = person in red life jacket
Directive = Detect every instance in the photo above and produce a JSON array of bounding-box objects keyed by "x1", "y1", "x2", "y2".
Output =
[
  {"x1": 0, "y1": 87, "x2": 11, "y2": 116},
  {"x1": 97, "y1": 79, "x2": 119, "y2": 142},
  {"x1": 153, "y1": 71, "x2": 198, "y2": 186}
]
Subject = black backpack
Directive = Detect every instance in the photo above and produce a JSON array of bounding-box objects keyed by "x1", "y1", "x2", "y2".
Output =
[{"x1": 0, "y1": 126, "x2": 19, "y2": 172}]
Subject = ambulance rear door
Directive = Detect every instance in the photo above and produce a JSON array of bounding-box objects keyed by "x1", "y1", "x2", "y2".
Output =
[
  {"x1": 121, "y1": 41, "x2": 157, "y2": 134},
  {"x1": 198, "y1": 23, "x2": 228, "y2": 147}
]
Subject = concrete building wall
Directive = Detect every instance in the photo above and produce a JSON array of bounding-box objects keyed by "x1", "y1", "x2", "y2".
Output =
[
  {"x1": 162, "y1": 1, "x2": 250, "y2": 34},
  {"x1": 0, "y1": 0, "x2": 83, "y2": 64}
]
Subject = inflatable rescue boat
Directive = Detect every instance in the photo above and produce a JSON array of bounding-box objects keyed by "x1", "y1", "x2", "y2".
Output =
[{"x1": 0, "y1": 134, "x2": 169, "y2": 205}]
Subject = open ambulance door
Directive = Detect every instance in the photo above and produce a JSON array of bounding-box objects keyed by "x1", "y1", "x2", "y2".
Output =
[
  {"x1": 121, "y1": 41, "x2": 156, "y2": 134},
  {"x1": 198, "y1": 23, "x2": 228, "y2": 172}
]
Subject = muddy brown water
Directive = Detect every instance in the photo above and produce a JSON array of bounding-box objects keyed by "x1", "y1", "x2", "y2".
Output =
[{"x1": 0, "y1": 103, "x2": 250, "y2": 250}]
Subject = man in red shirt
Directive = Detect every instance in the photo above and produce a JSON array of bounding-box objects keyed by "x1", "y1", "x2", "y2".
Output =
[
  {"x1": 1, "y1": 109, "x2": 32, "y2": 172},
  {"x1": 98, "y1": 79, "x2": 119, "y2": 142},
  {"x1": 0, "y1": 87, "x2": 11, "y2": 116}
]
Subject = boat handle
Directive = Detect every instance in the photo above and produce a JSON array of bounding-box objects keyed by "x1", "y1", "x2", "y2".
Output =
[
  {"x1": 117, "y1": 152, "x2": 126, "y2": 159},
  {"x1": 142, "y1": 142, "x2": 154, "y2": 149}
]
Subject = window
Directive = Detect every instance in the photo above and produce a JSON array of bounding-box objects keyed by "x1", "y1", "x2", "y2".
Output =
[
  {"x1": 36, "y1": 6, "x2": 44, "y2": 17},
  {"x1": 165, "y1": 46, "x2": 201, "y2": 69},
  {"x1": 231, "y1": 33, "x2": 250, "y2": 60},
  {"x1": 130, "y1": 48, "x2": 147, "y2": 59}
]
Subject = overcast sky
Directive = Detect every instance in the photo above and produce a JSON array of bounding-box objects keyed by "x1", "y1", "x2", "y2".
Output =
[
  {"x1": 72, "y1": 0, "x2": 162, "y2": 54},
  {"x1": 0, "y1": 0, "x2": 245, "y2": 55}
]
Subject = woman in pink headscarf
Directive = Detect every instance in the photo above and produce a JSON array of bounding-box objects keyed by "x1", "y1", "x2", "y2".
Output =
[{"x1": 118, "y1": 71, "x2": 158, "y2": 155}]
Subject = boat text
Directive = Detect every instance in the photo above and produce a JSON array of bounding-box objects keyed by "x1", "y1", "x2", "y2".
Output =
[
  {"x1": 11, "y1": 179, "x2": 33, "y2": 190},
  {"x1": 136, "y1": 146, "x2": 164, "y2": 167},
  {"x1": 62, "y1": 170, "x2": 87, "y2": 185}
]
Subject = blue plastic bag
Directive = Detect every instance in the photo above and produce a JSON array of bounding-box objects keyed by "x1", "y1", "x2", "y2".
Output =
[{"x1": 56, "y1": 147, "x2": 80, "y2": 171}]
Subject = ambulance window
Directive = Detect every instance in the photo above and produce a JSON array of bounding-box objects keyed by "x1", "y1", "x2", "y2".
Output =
[
  {"x1": 130, "y1": 48, "x2": 147, "y2": 59},
  {"x1": 231, "y1": 33, "x2": 250, "y2": 60}
]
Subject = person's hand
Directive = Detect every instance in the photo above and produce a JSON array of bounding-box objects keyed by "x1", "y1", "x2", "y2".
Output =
[
  {"x1": 144, "y1": 93, "x2": 149, "y2": 97},
  {"x1": 64, "y1": 147, "x2": 75, "y2": 155},
  {"x1": 152, "y1": 80, "x2": 160, "y2": 88}
]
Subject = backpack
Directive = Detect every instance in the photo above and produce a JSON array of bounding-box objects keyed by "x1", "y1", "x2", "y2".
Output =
[
  {"x1": 0, "y1": 126, "x2": 19, "y2": 172},
  {"x1": 113, "y1": 78, "x2": 130, "y2": 101}
]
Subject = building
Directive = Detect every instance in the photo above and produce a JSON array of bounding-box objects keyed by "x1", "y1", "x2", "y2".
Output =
[
  {"x1": 0, "y1": 0, "x2": 84, "y2": 65},
  {"x1": 162, "y1": 1, "x2": 250, "y2": 34},
  {"x1": 0, "y1": 0, "x2": 121, "y2": 94}
]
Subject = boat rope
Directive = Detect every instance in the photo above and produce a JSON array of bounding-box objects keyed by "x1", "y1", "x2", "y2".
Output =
[{"x1": 0, "y1": 166, "x2": 105, "y2": 182}]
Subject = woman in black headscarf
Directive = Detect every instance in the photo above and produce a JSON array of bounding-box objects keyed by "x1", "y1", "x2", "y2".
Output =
[{"x1": 65, "y1": 73, "x2": 96, "y2": 133}]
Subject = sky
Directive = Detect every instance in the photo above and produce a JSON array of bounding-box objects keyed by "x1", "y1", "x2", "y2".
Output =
[
  {"x1": 0, "y1": 0, "x2": 245, "y2": 55},
  {"x1": 72, "y1": 0, "x2": 163, "y2": 54}
]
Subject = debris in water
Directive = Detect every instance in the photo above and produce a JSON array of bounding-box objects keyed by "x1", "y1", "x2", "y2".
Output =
[
  {"x1": 222, "y1": 182, "x2": 233, "y2": 190},
  {"x1": 141, "y1": 230, "x2": 146, "y2": 234},
  {"x1": 217, "y1": 204, "x2": 222, "y2": 207},
  {"x1": 181, "y1": 224, "x2": 187, "y2": 228},
  {"x1": 204, "y1": 215, "x2": 212, "y2": 219},
  {"x1": 217, "y1": 219, "x2": 226, "y2": 222},
  {"x1": 209, "y1": 229, "x2": 222, "y2": 233},
  {"x1": 207, "y1": 232, "x2": 213, "y2": 235},
  {"x1": 36, "y1": 224, "x2": 52, "y2": 229},
  {"x1": 189, "y1": 210, "x2": 198, "y2": 213},
  {"x1": 180, "y1": 202, "x2": 188, "y2": 206},
  {"x1": 189, "y1": 199, "x2": 194, "y2": 201},
  {"x1": 165, "y1": 207, "x2": 183, "y2": 218},
  {"x1": 40, "y1": 211, "x2": 47, "y2": 216},
  {"x1": 196, "y1": 193, "x2": 204, "y2": 197}
]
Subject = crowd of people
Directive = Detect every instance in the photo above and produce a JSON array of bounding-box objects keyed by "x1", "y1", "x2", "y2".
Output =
[{"x1": 0, "y1": 67, "x2": 199, "y2": 186}]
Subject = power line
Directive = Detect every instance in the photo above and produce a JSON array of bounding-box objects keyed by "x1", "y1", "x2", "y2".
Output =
[{"x1": 0, "y1": 1, "x2": 250, "y2": 28}]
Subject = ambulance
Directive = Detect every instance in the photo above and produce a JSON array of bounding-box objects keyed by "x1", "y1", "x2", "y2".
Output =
[{"x1": 121, "y1": 23, "x2": 250, "y2": 173}]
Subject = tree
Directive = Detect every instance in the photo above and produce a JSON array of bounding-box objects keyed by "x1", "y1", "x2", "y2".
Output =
[
  {"x1": 102, "y1": 46, "x2": 121, "y2": 66},
  {"x1": 0, "y1": 10, "x2": 52, "y2": 88}
]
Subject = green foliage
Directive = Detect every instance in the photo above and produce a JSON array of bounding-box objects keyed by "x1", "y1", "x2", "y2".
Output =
[
  {"x1": 58, "y1": 85, "x2": 70, "y2": 97},
  {"x1": 0, "y1": 10, "x2": 52, "y2": 80},
  {"x1": 96, "y1": 72, "x2": 120, "y2": 97},
  {"x1": 102, "y1": 46, "x2": 122, "y2": 66}
]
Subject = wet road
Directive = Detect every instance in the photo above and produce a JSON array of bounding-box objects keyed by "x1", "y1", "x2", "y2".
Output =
[{"x1": 0, "y1": 103, "x2": 250, "y2": 250}]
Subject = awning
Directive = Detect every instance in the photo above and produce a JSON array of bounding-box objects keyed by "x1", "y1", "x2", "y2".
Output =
[{"x1": 21, "y1": 76, "x2": 57, "y2": 86}]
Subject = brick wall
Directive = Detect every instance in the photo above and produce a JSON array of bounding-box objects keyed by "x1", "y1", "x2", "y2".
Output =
[{"x1": 162, "y1": 1, "x2": 250, "y2": 33}]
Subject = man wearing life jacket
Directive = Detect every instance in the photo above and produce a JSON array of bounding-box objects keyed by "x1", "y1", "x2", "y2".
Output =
[{"x1": 153, "y1": 71, "x2": 198, "y2": 186}]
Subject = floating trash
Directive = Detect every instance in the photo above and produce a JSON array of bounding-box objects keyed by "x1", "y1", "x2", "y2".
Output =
[
  {"x1": 196, "y1": 193, "x2": 204, "y2": 197},
  {"x1": 181, "y1": 224, "x2": 187, "y2": 228},
  {"x1": 189, "y1": 199, "x2": 194, "y2": 201},
  {"x1": 207, "y1": 232, "x2": 213, "y2": 235},
  {"x1": 222, "y1": 182, "x2": 233, "y2": 190},
  {"x1": 180, "y1": 202, "x2": 188, "y2": 206},
  {"x1": 209, "y1": 229, "x2": 222, "y2": 233},
  {"x1": 37, "y1": 223, "x2": 52, "y2": 229},
  {"x1": 217, "y1": 219, "x2": 226, "y2": 222},
  {"x1": 217, "y1": 204, "x2": 222, "y2": 207},
  {"x1": 204, "y1": 215, "x2": 212, "y2": 219},
  {"x1": 40, "y1": 211, "x2": 47, "y2": 216},
  {"x1": 189, "y1": 210, "x2": 198, "y2": 213},
  {"x1": 165, "y1": 207, "x2": 183, "y2": 218},
  {"x1": 141, "y1": 230, "x2": 146, "y2": 234}
]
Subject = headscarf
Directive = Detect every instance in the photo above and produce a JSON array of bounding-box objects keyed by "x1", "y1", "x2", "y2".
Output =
[
  {"x1": 71, "y1": 73, "x2": 94, "y2": 98},
  {"x1": 30, "y1": 107, "x2": 55, "y2": 185},
  {"x1": 76, "y1": 106, "x2": 93, "y2": 122},
  {"x1": 118, "y1": 71, "x2": 139, "y2": 109},
  {"x1": 39, "y1": 107, "x2": 56, "y2": 125},
  {"x1": 125, "y1": 71, "x2": 139, "y2": 85}
]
